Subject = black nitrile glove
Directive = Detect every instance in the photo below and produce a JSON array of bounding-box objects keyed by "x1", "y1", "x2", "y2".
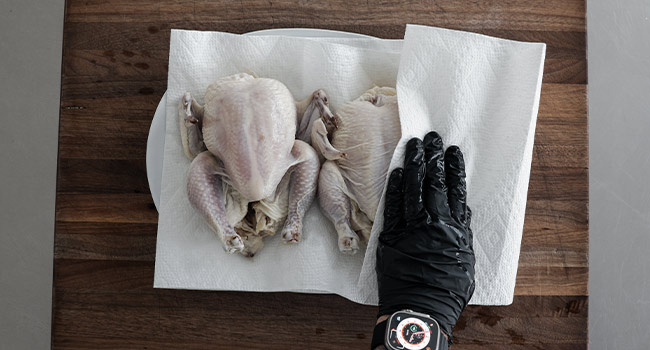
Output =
[{"x1": 376, "y1": 131, "x2": 476, "y2": 343}]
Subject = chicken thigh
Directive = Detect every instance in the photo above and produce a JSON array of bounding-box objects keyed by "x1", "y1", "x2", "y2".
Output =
[
  {"x1": 180, "y1": 73, "x2": 334, "y2": 257},
  {"x1": 312, "y1": 87, "x2": 401, "y2": 254}
]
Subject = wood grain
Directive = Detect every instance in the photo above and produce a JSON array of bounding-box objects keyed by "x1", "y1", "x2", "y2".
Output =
[
  {"x1": 52, "y1": 289, "x2": 586, "y2": 349},
  {"x1": 54, "y1": 0, "x2": 587, "y2": 348},
  {"x1": 63, "y1": 0, "x2": 585, "y2": 32}
]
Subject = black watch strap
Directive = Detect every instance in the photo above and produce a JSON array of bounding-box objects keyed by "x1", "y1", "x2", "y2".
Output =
[
  {"x1": 439, "y1": 332, "x2": 449, "y2": 350},
  {"x1": 370, "y1": 319, "x2": 388, "y2": 349}
]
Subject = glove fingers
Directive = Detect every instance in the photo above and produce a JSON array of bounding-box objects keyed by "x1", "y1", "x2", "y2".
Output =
[
  {"x1": 423, "y1": 131, "x2": 451, "y2": 220},
  {"x1": 383, "y1": 168, "x2": 404, "y2": 231},
  {"x1": 466, "y1": 206, "x2": 473, "y2": 249},
  {"x1": 444, "y1": 146, "x2": 468, "y2": 226},
  {"x1": 402, "y1": 137, "x2": 426, "y2": 220}
]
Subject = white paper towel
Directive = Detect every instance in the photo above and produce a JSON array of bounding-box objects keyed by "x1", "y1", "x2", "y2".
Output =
[
  {"x1": 154, "y1": 26, "x2": 545, "y2": 306},
  {"x1": 358, "y1": 25, "x2": 546, "y2": 305}
]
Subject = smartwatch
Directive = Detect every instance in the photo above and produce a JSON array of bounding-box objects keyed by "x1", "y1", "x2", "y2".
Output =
[{"x1": 371, "y1": 310, "x2": 448, "y2": 350}]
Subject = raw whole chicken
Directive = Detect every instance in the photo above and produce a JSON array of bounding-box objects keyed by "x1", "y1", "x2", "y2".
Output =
[
  {"x1": 179, "y1": 73, "x2": 335, "y2": 257},
  {"x1": 312, "y1": 87, "x2": 401, "y2": 254}
]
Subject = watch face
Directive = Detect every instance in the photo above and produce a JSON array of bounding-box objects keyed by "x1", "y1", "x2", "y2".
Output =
[
  {"x1": 396, "y1": 317, "x2": 430, "y2": 349},
  {"x1": 386, "y1": 311, "x2": 440, "y2": 350}
]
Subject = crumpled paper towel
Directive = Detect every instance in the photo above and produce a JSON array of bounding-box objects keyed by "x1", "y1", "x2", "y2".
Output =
[{"x1": 154, "y1": 25, "x2": 545, "y2": 306}]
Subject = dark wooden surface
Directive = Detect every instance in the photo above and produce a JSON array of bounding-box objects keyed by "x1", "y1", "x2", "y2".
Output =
[{"x1": 54, "y1": 1, "x2": 587, "y2": 349}]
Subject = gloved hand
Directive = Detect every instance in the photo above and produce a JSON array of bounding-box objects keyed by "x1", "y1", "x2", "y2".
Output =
[{"x1": 376, "y1": 131, "x2": 476, "y2": 342}]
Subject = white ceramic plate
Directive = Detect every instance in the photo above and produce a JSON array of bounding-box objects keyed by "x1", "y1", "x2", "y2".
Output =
[{"x1": 146, "y1": 28, "x2": 373, "y2": 210}]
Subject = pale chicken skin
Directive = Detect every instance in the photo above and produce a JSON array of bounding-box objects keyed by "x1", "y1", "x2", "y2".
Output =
[
  {"x1": 180, "y1": 73, "x2": 334, "y2": 257},
  {"x1": 312, "y1": 87, "x2": 401, "y2": 254}
]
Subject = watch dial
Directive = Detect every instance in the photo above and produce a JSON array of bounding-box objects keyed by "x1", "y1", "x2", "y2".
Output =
[{"x1": 395, "y1": 317, "x2": 431, "y2": 350}]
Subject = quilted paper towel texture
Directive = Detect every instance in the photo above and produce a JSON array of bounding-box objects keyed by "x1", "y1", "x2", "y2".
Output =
[
  {"x1": 358, "y1": 25, "x2": 546, "y2": 305},
  {"x1": 154, "y1": 27, "x2": 545, "y2": 306}
]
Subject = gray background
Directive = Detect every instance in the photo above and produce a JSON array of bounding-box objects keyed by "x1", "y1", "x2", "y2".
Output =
[
  {"x1": 1, "y1": 0, "x2": 649, "y2": 349},
  {"x1": 0, "y1": 0, "x2": 64, "y2": 349},
  {"x1": 588, "y1": 0, "x2": 650, "y2": 348}
]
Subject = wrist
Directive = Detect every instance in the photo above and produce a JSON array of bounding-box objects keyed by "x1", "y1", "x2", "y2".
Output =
[{"x1": 376, "y1": 314, "x2": 390, "y2": 325}]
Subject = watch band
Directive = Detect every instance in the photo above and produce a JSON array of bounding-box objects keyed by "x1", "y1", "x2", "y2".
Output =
[
  {"x1": 370, "y1": 319, "x2": 388, "y2": 349},
  {"x1": 438, "y1": 332, "x2": 449, "y2": 350}
]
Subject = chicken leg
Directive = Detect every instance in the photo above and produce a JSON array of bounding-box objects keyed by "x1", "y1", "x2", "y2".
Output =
[
  {"x1": 186, "y1": 151, "x2": 247, "y2": 254},
  {"x1": 280, "y1": 140, "x2": 320, "y2": 244},
  {"x1": 318, "y1": 160, "x2": 362, "y2": 254}
]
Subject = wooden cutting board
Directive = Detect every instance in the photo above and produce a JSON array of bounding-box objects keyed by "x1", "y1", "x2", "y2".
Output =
[{"x1": 54, "y1": 1, "x2": 587, "y2": 348}]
